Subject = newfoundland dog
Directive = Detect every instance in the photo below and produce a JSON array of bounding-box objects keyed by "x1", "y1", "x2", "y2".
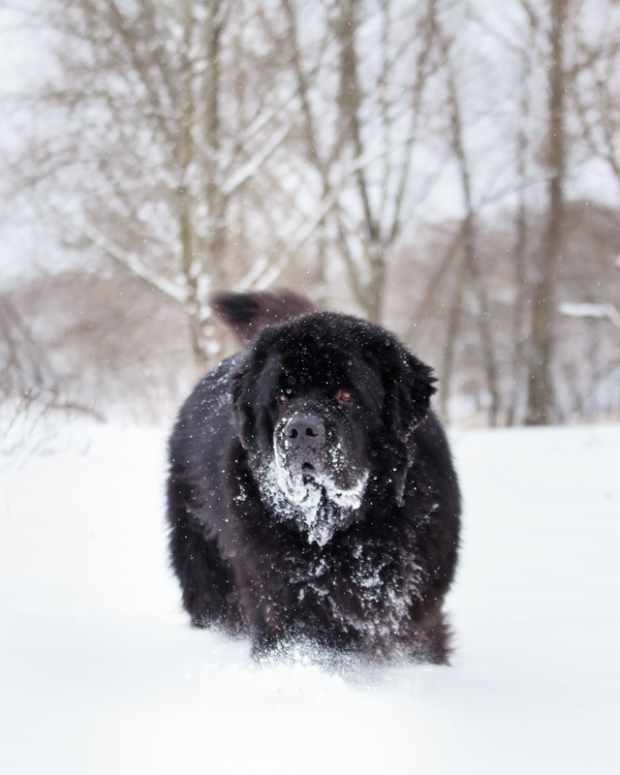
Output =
[{"x1": 166, "y1": 291, "x2": 461, "y2": 663}]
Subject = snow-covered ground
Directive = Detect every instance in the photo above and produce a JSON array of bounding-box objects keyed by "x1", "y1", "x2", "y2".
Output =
[{"x1": 1, "y1": 421, "x2": 619, "y2": 774}]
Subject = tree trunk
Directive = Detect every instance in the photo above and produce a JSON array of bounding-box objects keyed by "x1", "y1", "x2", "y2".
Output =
[
  {"x1": 506, "y1": 41, "x2": 531, "y2": 427},
  {"x1": 439, "y1": 254, "x2": 468, "y2": 423},
  {"x1": 178, "y1": 2, "x2": 205, "y2": 378},
  {"x1": 186, "y1": 0, "x2": 228, "y2": 375},
  {"x1": 337, "y1": 0, "x2": 385, "y2": 322},
  {"x1": 525, "y1": 0, "x2": 567, "y2": 425}
]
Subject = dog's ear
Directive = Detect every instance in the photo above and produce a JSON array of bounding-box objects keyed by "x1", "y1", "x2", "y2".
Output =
[
  {"x1": 230, "y1": 360, "x2": 255, "y2": 450},
  {"x1": 231, "y1": 348, "x2": 281, "y2": 453},
  {"x1": 373, "y1": 341, "x2": 436, "y2": 505},
  {"x1": 379, "y1": 340, "x2": 436, "y2": 440},
  {"x1": 390, "y1": 350, "x2": 437, "y2": 437}
]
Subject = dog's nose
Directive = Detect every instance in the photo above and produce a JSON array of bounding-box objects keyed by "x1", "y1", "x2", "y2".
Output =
[{"x1": 284, "y1": 413, "x2": 326, "y2": 445}]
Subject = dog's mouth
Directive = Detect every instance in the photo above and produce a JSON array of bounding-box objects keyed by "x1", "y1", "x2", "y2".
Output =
[
  {"x1": 274, "y1": 447, "x2": 368, "y2": 511},
  {"x1": 301, "y1": 462, "x2": 316, "y2": 485},
  {"x1": 255, "y1": 444, "x2": 370, "y2": 546},
  {"x1": 289, "y1": 460, "x2": 335, "y2": 496},
  {"x1": 256, "y1": 426, "x2": 371, "y2": 545}
]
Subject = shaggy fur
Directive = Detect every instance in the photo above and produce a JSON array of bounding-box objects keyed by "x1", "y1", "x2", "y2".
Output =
[{"x1": 166, "y1": 291, "x2": 461, "y2": 663}]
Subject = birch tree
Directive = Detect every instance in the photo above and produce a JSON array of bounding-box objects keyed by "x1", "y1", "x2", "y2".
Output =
[
  {"x1": 272, "y1": 0, "x2": 444, "y2": 321},
  {"x1": 9, "y1": 0, "x2": 293, "y2": 374}
]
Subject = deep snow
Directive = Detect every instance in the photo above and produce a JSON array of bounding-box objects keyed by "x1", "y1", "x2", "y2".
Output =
[{"x1": 1, "y1": 421, "x2": 619, "y2": 774}]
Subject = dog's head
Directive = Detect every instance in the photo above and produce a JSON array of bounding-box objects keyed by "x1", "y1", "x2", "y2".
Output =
[{"x1": 231, "y1": 313, "x2": 435, "y2": 543}]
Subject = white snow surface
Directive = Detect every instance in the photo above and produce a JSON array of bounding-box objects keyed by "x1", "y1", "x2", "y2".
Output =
[{"x1": 1, "y1": 421, "x2": 619, "y2": 774}]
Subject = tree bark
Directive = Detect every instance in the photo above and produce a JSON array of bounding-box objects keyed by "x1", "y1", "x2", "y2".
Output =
[
  {"x1": 337, "y1": 0, "x2": 384, "y2": 321},
  {"x1": 506, "y1": 33, "x2": 532, "y2": 427},
  {"x1": 525, "y1": 0, "x2": 567, "y2": 425}
]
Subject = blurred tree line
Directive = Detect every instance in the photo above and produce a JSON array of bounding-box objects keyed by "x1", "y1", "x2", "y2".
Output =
[{"x1": 1, "y1": 0, "x2": 619, "y2": 427}]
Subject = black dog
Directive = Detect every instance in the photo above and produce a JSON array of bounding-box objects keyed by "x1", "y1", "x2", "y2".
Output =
[{"x1": 166, "y1": 291, "x2": 461, "y2": 662}]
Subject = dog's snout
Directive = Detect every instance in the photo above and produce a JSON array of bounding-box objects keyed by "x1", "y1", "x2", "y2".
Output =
[
  {"x1": 278, "y1": 412, "x2": 330, "y2": 476},
  {"x1": 285, "y1": 413, "x2": 325, "y2": 444}
]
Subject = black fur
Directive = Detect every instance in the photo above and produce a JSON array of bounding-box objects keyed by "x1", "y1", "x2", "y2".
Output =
[
  {"x1": 167, "y1": 292, "x2": 461, "y2": 663},
  {"x1": 210, "y1": 289, "x2": 317, "y2": 345}
]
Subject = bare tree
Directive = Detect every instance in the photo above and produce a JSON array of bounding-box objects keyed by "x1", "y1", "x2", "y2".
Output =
[
  {"x1": 0, "y1": 291, "x2": 104, "y2": 425},
  {"x1": 271, "y1": 0, "x2": 444, "y2": 321},
  {"x1": 506, "y1": 6, "x2": 537, "y2": 426},
  {"x1": 332, "y1": 0, "x2": 444, "y2": 321},
  {"x1": 525, "y1": 0, "x2": 569, "y2": 425},
  {"x1": 433, "y1": 12, "x2": 499, "y2": 425},
  {"x1": 8, "y1": 0, "x2": 294, "y2": 374},
  {"x1": 3, "y1": 0, "x2": 620, "y2": 427},
  {"x1": 570, "y1": 1, "x2": 620, "y2": 196}
]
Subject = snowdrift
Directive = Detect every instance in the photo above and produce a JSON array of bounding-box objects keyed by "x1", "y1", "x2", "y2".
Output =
[{"x1": 1, "y1": 422, "x2": 619, "y2": 774}]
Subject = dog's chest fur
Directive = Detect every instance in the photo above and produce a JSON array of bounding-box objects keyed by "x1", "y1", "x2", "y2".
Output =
[{"x1": 283, "y1": 538, "x2": 424, "y2": 641}]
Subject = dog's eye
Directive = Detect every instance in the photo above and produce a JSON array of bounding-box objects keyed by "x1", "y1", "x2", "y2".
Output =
[
  {"x1": 278, "y1": 388, "x2": 293, "y2": 404},
  {"x1": 336, "y1": 389, "x2": 353, "y2": 406}
]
